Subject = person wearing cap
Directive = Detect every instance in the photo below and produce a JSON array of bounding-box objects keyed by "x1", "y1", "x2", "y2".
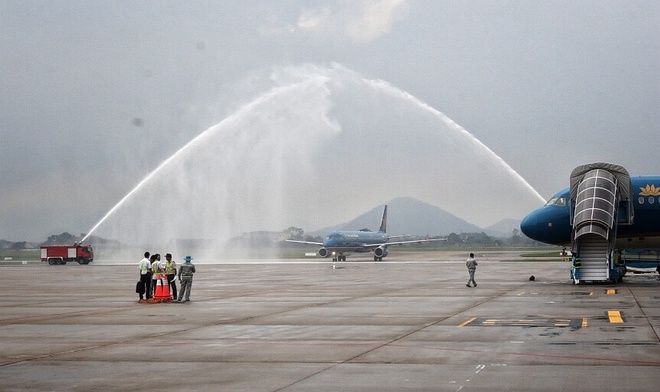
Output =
[{"x1": 177, "y1": 255, "x2": 196, "y2": 302}]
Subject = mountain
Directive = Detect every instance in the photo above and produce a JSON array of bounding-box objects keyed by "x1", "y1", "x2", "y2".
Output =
[
  {"x1": 0, "y1": 240, "x2": 41, "y2": 249},
  {"x1": 484, "y1": 218, "x2": 522, "y2": 237},
  {"x1": 310, "y1": 197, "x2": 482, "y2": 237}
]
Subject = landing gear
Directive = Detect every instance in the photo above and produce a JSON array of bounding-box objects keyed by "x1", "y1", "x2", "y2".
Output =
[{"x1": 374, "y1": 256, "x2": 383, "y2": 261}]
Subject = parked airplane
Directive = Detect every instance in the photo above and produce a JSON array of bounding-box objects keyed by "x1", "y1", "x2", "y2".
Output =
[
  {"x1": 286, "y1": 205, "x2": 442, "y2": 261},
  {"x1": 520, "y1": 162, "x2": 660, "y2": 283}
]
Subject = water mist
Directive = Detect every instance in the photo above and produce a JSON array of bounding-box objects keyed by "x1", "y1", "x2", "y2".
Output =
[{"x1": 83, "y1": 63, "x2": 544, "y2": 261}]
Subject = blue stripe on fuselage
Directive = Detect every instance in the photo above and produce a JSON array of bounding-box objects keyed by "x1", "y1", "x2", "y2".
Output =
[{"x1": 323, "y1": 231, "x2": 388, "y2": 249}]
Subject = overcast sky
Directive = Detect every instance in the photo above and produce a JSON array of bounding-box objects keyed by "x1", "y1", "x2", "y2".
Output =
[{"x1": 1, "y1": 0, "x2": 658, "y2": 242}]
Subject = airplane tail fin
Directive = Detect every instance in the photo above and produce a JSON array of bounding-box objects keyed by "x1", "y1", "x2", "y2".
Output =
[{"x1": 378, "y1": 205, "x2": 388, "y2": 233}]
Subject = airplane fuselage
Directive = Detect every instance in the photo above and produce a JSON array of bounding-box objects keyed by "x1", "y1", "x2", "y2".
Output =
[
  {"x1": 286, "y1": 205, "x2": 441, "y2": 261},
  {"x1": 322, "y1": 230, "x2": 389, "y2": 254},
  {"x1": 520, "y1": 176, "x2": 660, "y2": 248}
]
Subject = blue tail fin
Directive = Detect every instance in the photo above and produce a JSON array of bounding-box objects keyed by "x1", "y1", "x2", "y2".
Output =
[{"x1": 378, "y1": 205, "x2": 388, "y2": 233}]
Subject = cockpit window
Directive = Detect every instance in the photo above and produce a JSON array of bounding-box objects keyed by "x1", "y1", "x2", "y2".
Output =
[{"x1": 544, "y1": 197, "x2": 566, "y2": 207}]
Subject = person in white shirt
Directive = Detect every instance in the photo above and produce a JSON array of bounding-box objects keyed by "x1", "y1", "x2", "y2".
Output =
[
  {"x1": 466, "y1": 253, "x2": 478, "y2": 287},
  {"x1": 138, "y1": 251, "x2": 151, "y2": 300}
]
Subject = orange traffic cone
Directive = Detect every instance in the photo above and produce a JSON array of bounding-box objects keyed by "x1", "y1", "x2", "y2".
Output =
[{"x1": 152, "y1": 274, "x2": 172, "y2": 302}]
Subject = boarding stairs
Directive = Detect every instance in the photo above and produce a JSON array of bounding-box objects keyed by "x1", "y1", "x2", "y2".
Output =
[
  {"x1": 574, "y1": 234, "x2": 610, "y2": 281},
  {"x1": 571, "y1": 167, "x2": 618, "y2": 283}
]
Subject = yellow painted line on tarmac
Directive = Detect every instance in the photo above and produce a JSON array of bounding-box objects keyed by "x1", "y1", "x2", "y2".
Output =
[
  {"x1": 608, "y1": 310, "x2": 624, "y2": 323},
  {"x1": 606, "y1": 289, "x2": 617, "y2": 295},
  {"x1": 458, "y1": 317, "x2": 477, "y2": 327}
]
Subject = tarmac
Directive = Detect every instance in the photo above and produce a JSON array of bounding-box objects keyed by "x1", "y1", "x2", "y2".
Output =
[{"x1": 1, "y1": 250, "x2": 659, "y2": 391}]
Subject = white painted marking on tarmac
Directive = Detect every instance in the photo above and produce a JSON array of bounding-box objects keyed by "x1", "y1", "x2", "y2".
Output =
[{"x1": 454, "y1": 364, "x2": 486, "y2": 391}]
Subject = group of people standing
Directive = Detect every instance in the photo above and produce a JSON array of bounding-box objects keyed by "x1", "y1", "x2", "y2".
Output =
[
  {"x1": 137, "y1": 251, "x2": 475, "y2": 302},
  {"x1": 138, "y1": 251, "x2": 196, "y2": 302}
]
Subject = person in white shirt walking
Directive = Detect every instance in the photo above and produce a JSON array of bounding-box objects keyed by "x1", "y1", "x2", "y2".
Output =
[{"x1": 466, "y1": 253, "x2": 478, "y2": 287}]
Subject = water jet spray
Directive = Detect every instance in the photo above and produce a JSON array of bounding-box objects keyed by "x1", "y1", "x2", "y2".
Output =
[{"x1": 82, "y1": 63, "x2": 545, "y2": 259}]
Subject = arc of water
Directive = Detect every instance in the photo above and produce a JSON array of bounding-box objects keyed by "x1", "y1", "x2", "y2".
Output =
[
  {"x1": 363, "y1": 76, "x2": 546, "y2": 204},
  {"x1": 81, "y1": 77, "x2": 326, "y2": 242},
  {"x1": 82, "y1": 63, "x2": 545, "y2": 244}
]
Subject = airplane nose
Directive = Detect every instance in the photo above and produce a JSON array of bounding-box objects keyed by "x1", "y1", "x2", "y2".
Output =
[
  {"x1": 520, "y1": 213, "x2": 538, "y2": 240},
  {"x1": 520, "y1": 208, "x2": 558, "y2": 243},
  {"x1": 520, "y1": 207, "x2": 571, "y2": 245}
]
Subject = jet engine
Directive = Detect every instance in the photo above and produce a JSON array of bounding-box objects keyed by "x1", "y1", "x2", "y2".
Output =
[
  {"x1": 318, "y1": 248, "x2": 330, "y2": 258},
  {"x1": 374, "y1": 246, "x2": 388, "y2": 258}
]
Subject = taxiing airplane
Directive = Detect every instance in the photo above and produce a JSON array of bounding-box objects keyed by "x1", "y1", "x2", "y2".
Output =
[
  {"x1": 286, "y1": 205, "x2": 442, "y2": 261},
  {"x1": 520, "y1": 162, "x2": 660, "y2": 283}
]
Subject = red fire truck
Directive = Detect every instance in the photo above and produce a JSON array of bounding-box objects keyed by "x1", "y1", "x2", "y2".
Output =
[{"x1": 40, "y1": 244, "x2": 94, "y2": 265}]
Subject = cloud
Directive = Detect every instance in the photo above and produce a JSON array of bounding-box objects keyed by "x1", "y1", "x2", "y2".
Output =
[
  {"x1": 264, "y1": 0, "x2": 410, "y2": 43},
  {"x1": 342, "y1": 0, "x2": 410, "y2": 42},
  {"x1": 297, "y1": 6, "x2": 333, "y2": 31}
]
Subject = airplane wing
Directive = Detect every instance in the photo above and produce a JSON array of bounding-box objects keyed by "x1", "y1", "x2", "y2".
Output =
[
  {"x1": 285, "y1": 239, "x2": 324, "y2": 246},
  {"x1": 364, "y1": 237, "x2": 446, "y2": 248},
  {"x1": 386, "y1": 235, "x2": 409, "y2": 239}
]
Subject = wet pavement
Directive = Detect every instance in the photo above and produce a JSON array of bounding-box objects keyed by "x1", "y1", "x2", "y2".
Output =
[{"x1": 1, "y1": 251, "x2": 659, "y2": 391}]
